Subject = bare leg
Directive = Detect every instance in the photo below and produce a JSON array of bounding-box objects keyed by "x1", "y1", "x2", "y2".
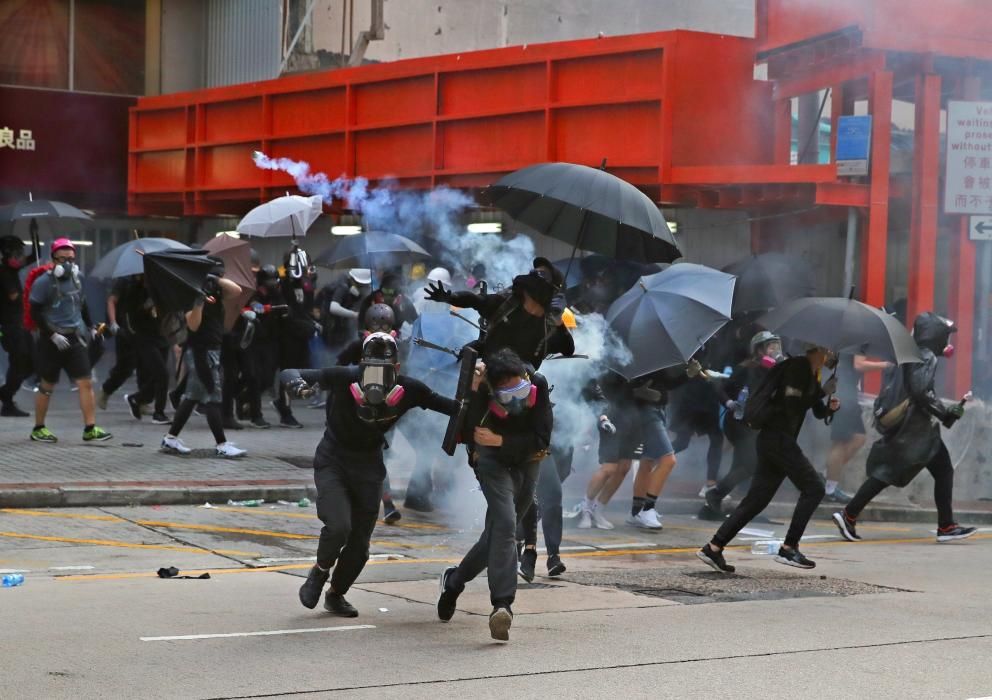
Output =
[
  {"x1": 585, "y1": 462, "x2": 619, "y2": 501},
  {"x1": 825, "y1": 434, "x2": 865, "y2": 488},
  {"x1": 76, "y1": 378, "x2": 96, "y2": 426},
  {"x1": 597, "y1": 460, "x2": 632, "y2": 504},
  {"x1": 646, "y1": 453, "x2": 678, "y2": 496},
  {"x1": 34, "y1": 381, "x2": 55, "y2": 426}
]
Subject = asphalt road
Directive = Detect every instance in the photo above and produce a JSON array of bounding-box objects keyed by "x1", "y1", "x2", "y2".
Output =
[{"x1": 1, "y1": 503, "x2": 990, "y2": 699}]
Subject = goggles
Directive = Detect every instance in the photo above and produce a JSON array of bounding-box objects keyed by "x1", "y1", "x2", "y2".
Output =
[{"x1": 494, "y1": 378, "x2": 532, "y2": 404}]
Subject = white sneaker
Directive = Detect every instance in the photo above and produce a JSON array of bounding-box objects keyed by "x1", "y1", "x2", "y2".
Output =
[
  {"x1": 698, "y1": 484, "x2": 716, "y2": 498},
  {"x1": 216, "y1": 442, "x2": 246, "y2": 458},
  {"x1": 590, "y1": 509, "x2": 615, "y2": 530},
  {"x1": 631, "y1": 509, "x2": 663, "y2": 530},
  {"x1": 562, "y1": 501, "x2": 584, "y2": 519},
  {"x1": 161, "y1": 435, "x2": 191, "y2": 455},
  {"x1": 576, "y1": 509, "x2": 593, "y2": 529}
]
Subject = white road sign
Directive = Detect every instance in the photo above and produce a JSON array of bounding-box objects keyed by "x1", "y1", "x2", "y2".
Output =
[
  {"x1": 969, "y1": 216, "x2": 992, "y2": 241},
  {"x1": 945, "y1": 101, "x2": 992, "y2": 215}
]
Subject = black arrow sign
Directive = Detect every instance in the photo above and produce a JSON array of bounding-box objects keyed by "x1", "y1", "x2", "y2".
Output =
[{"x1": 976, "y1": 221, "x2": 992, "y2": 234}]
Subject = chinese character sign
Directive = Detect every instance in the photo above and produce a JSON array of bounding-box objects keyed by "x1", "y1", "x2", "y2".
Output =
[
  {"x1": 946, "y1": 101, "x2": 992, "y2": 214},
  {"x1": 0, "y1": 127, "x2": 34, "y2": 151}
]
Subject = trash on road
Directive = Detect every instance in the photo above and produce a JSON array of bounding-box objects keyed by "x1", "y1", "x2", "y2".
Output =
[
  {"x1": 201, "y1": 502, "x2": 214, "y2": 508},
  {"x1": 749, "y1": 540, "x2": 784, "y2": 555},
  {"x1": 2, "y1": 573, "x2": 25, "y2": 587},
  {"x1": 157, "y1": 566, "x2": 210, "y2": 580},
  {"x1": 227, "y1": 499, "x2": 264, "y2": 507},
  {"x1": 378, "y1": 608, "x2": 389, "y2": 612}
]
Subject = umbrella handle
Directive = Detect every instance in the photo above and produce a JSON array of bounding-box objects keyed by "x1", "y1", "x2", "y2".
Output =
[{"x1": 30, "y1": 218, "x2": 40, "y2": 269}]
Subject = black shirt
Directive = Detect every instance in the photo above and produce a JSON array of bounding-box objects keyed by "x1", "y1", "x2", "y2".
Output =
[
  {"x1": 113, "y1": 277, "x2": 159, "y2": 337},
  {"x1": 763, "y1": 356, "x2": 831, "y2": 438},
  {"x1": 281, "y1": 366, "x2": 457, "y2": 451},
  {"x1": 188, "y1": 297, "x2": 225, "y2": 350},
  {"x1": 463, "y1": 373, "x2": 553, "y2": 465},
  {"x1": 0, "y1": 265, "x2": 23, "y2": 326}
]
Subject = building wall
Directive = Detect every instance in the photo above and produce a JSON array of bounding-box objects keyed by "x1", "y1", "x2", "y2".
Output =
[{"x1": 160, "y1": 0, "x2": 206, "y2": 94}]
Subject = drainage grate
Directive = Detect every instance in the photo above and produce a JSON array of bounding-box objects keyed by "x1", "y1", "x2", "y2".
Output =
[
  {"x1": 631, "y1": 587, "x2": 704, "y2": 598},
  {"x1": 517, "y1": 582, "x2": 563, "y2": 590}
]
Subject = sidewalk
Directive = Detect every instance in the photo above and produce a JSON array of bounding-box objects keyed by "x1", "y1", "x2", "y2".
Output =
[{"x1": 2, "y1": 383, "x2": 991, "y2": 524}]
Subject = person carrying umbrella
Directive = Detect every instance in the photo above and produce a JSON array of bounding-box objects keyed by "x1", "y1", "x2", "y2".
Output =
[
  {"x1": 315, "y1": 268, "x2": 371, "y2": 352},
  {"x1": 160, "y1": 259, "x2": 246, "y2": 458},
  {"x1": 698, "y1": 343, "x2": 838, "y2": 572},
  {"x1": 27, "y1": 239, "x2": 111, "y2": 443},
  {"x1": 0, "y1": 235, "x2": 34, "y2": 417},
  {"x1": 832, "y1": 313, "x2": 976, "y2": 544}
]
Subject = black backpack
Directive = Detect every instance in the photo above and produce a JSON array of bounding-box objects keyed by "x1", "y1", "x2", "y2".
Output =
[
  {"x1": 742, "y1": 359, "x2": 789, "y2": 430},
  {"x1": 872, "y1": 364, "x2": 910, "y2": 434}
]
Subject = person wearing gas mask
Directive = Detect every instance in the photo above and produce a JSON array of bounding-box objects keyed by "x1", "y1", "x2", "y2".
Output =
[
  {"x1": 703, "y1": 331, "x2": 784, "y2": 515},
  {"x1": 27, "y1": 238, "x2": 111, "y2": 443},
  {"x1": 316, "y1": 268, "x2": 371, "y2": 352},
  {"x1": 424, "y1": 266, "x2": 574, "y2": 371},
  {"x1": 699, "y1": 344, "x2": 838, "y2": 573},
  {"x1": 273, "y1": 249, "x2": 319, "y2": 429},
  {"x1": 436, "y1": 348, "x2": 553, "y2": 641},
  {"x1": 833, "y1": 313, "x2": 976, "y2": 544},
  {"x1": 0, "y1": 235, "x2": 34, "y2": 417},
  {"x1": 282, "y1": 332, "x2": 458, "y2": 617},
  {"x1": 160, "y1": 260, "x2": 246, "y2": 458}
]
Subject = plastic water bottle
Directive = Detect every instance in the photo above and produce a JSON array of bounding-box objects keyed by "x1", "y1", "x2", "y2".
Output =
[
  {"x1": 2, "y1": 573, "x2": 25, "y2": 587},
  {"x1": 750, "y1": 540, "x2": 783, "y2": 555},
  {"x1": 297, "y1": 497, "x2": 311, "y2": 507},
  {"x1": 227, "y1": 499, "x2": 263, "y2": 507},
  {"x1": 734, "y1": 386, "x2": 748, "y2": 421}
]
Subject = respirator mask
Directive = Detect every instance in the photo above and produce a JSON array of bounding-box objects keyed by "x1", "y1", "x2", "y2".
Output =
[
  {"x1": 350, "y1": 332, "x2": 404, "y2": 422},
  {"x1": 488, "y1": 378, "x2": 537, "y2": 419}
]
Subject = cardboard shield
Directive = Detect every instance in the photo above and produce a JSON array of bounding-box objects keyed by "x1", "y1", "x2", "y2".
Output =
[{"x1": 442, "y1": 344, "x2": 478, "y2": 456}]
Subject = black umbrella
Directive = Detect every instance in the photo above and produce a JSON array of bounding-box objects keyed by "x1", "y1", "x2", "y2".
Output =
[
  {"x1": 723, "y1": 252, "x2": 817, "y2": 315},
  {"x1": 314, "y1": 231, "x2": 431, "y2": 270},
  {"x1": 481, "y1": 162, "x2": 681, "y2": 264},
  {"x1": 0, "y1": 197, "x2": 92, "y2": 264},
  {"x1": 606, "y1": 263, "x2": 736, "y2": 380},
  {"x1": 553, "y1": 254, "x2": 664, "y2": 291},
  {"x1": 759, "y1": 297, "x2": 922, "y2": 365},
  {"x1": 143, "y1": 250, "x2": 216, "y2": 313},
  {"x1": 90, "y1": 238, "x2": 192, "y2": 280}
]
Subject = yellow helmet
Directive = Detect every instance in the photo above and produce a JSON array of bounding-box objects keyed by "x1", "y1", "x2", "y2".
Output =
[{"x1": 561, "y1": 307, "x2": 577, "y2": 329}]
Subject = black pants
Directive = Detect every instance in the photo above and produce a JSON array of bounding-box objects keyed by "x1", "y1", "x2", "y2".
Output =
[
  {"x1": 221, "y1": 336, "x2": 252, "y2": 419},
  {"x1": 0, "y1": 324, "x2": 32, "y2": 403},
  {"x1": 132, "y1": 338, "x2": 169, "y2": 413},
  {"x1": 714, "y1": 422, "x2": 758, "y2": 499},
  {"x1": 448, "y1": 447, "x2": 539, "y2": 607},
  {"x1": 102, "y1": 332, "x2": 136, "y2": 396},
  {"x1": 517, "y1": 447, "x2": 572, "y2": 556},
  {"x1": 712, "y1": 430, "x2": 825, "y2": 548},
  {"x1": 313, "y1": 439, "x2": 384, "y2": 595},
  {"x1": 672, "y1": 426, "x2": 724, "y2": 481},
  {"x1": 846, "y1": 443, "x2": 955, "y2": 529}
]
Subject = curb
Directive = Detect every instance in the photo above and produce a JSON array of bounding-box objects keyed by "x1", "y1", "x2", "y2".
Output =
[{"x1": 0, "y1": 483, "x2": 318, "y2": 508}]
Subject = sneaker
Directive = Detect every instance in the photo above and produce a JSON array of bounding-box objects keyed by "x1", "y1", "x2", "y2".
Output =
[
  {"x1": 30, "y1": 426, "x2": 57, "y2": 443},
  {"x1": 576, "y1": 508, "x2": 593, "y2": 529},
  {"x1": 298, "y1": 565, "x2": 329, "y2": 609},
  {"x1": 383, "y1": 506, "x2": 402, "y2": 525},
  {"x1": 82, "y1": 426, "x2": 112, "y2": 442},
  {"x1": 774, "y1": 546, "x2": 816, "y2": 569},
  {"x1": 488, "y1": 605, "x2": 513, "y2": 641},
  {"x1": 629, "y1": 509, "x2": 662, "y2": 530},
  {"x1": 125, "y1": 393, "x2": 141, "y2": 420},
  {"x1": 832, "y1": 511, "x2": 861, "y2": 542},
  {"x1": 437, "y1": 566, "x2": 459, "y2": 622},
  {"x1": 222, "y1": 416, "x2": 244, "y2": 431},
  {"x1": 279, "y1": 414, "x2": 303, "y2": 429},
  {"x1": 562, "y1": 500, "x2": 584, "y2": 519},
  {"x1": 151, "y1": 412, "x2": 171, "y2": 425},
  {"x1": 936, "y1": 524, "x2": 978, "y2": 543},
  {"x1": 823, "y1": 487, "x2": 853, "y2": 503},
  {"x1": 547, "y1": 554, "x2": 566, "y2": 577},
  {"x1": 323, "y1": 591, "x2": 359, "y2": 617},
  {"x1": 698, "y1": 483, "x2": 717, "y2": 498},
  {"x1": 591, "y1": 509, "x2": 616, "y2": 530},
  {"x1": 1, "y1": 401, "x2": 29, "y2": 417},
  {"x1": 249, "y1": 417, "x2": 270, "y2": 429},
  {"x1": 705, "y1": 489, "x2": 725, "y2": 514},
  {"x1": 96, "y1": 391, "x2": 109, "y2": 410},
  {"x1": 696, "y1": 544, "x2": 735, "y2": 574},
  {"x1": 216, "y1": 442, "x2": 246, "y2": 458},
  {"x1": 404, "y1": 493, "x2": 434, "y2": 512},
  {"x1": 160, "y1": 434, "x2": 191, "y2": 454},
  {"x1": 518, "y1": 549, "x2": 537, "y2": 583}
]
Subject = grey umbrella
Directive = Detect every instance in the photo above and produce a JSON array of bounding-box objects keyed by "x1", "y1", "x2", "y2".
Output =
[
  {"x1": 606, "y1": 263, "x2": 736, "y2": 380},
  {"x1": 90, "y1": 238, "x2": 192, "y2": 280},
  {"x1": 236, "y1": 194, "x2": 323, "y2": 239},
  {"x1": 481, "y1": 162, "x2": 681, "y2": 264},
  {"x1": 314, "y1": 231, "x2": 431, "y2": 270},
  {"x1": 723, "y1": 252, "x2": 817, "y2": 315},
  {"x1": 0, "y1": 197, "x2": 92, "y2": 264},
  {"x1": 758, "y1": 297, "x2": 922, "y2": 365}
]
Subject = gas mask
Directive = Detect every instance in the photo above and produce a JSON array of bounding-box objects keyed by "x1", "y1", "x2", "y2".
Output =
[
  {"x1": 488, "y1": 378, "x2": 537, "y2": 419},
  {"x1": 52, "y1": 260, "x2": 80, "y2": 283},
  {"x1": 350, "y1": 332, "x2": 404, "y2": 423}
]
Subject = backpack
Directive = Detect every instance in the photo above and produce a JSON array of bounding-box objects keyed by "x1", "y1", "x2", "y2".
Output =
[
  {"x1": 742, "y1": 359, "x2": 789, "y2": 430},
  {"x1": 22, "y1": 264, "x2": 53, "y2": 332},
  {"x1": 872, "y1": 364, "x2": 910, "y2": 434}
]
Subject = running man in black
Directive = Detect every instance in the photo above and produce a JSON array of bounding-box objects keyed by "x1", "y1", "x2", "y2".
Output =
[{"x1": 285, "y1": 332, "x2": 458, "y2": 617}]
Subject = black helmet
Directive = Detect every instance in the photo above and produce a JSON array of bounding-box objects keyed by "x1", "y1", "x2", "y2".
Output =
[
  {"x1": 513, "y1": 269, "x2": 556, "y2": 309},
  {"x1": 257, "y1": 264, "x2": 279, "y2": 287},
  {"x1": 0, "y1": 235, "x2": 24, "y2": 261},
  {"x1": 913, "y1": 312, "x2": 956, "y2": 355},
  {"x1": 364, "y1": 303, "x2": 396, "y2": 333}
]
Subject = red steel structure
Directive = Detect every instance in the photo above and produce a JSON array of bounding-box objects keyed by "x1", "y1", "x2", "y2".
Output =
[{"x1": 130, "y1": 2, "x2": 992, "y2": 393}]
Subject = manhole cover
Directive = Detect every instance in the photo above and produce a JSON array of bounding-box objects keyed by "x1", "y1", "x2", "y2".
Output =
[{"x1": 517, "y1": 582, "x2": 562, "y2": 590}]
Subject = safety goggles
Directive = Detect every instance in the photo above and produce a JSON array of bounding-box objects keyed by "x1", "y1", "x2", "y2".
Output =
[{"x1": 494, "y1": 379, "x2": 532, "y2": 404}]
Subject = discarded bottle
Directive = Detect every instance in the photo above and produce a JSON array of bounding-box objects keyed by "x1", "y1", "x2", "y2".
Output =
[
  {"x1": 750, "y1": 540, "x2": 783, "y2": 555},
  {"x1": 227, "y1": 499, "x2": 263, "y2": 507},
  {"x1": 298, "y1": 497, "x2": 311, "y2": 507},
  {"x1": 2, "y1": 573, "x2": 25, "y2": 587},
  {"x1": 734, "y1": 386, "x2": 748, "y2": 421}
]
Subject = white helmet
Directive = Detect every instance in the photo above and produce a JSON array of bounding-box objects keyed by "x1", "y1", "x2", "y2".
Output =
[
  {"x1": 427, "y1": 267, "x2": 451, "y2": 285},
  {"x1": 348, "y1": 268, "x2": 372, "y2": 285}
]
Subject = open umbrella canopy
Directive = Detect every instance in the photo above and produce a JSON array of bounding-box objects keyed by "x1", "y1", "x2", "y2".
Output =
[
  {"x1": 90, "y1": 238, "x2": 192, "y2": 280},
  {"x1": 236, "y1": 195, "x2": 323, "y2": 238},
  {"x1": 143, "y1": 250, "x2": 216, "y2": 313},
  {"x1": 0, "y1": 198, "x2": 92, "y2": 260},
  {"x1": 482, "y1": 162, "x2": 681, "y2": 263},
  {"x1": 202, "y1": 234, "x2": 257, "y2": 330},
  {"x1": 552, "y1": 254, "x2": 664, "y2": 291},
  {"x1": 758, "y1": 297, "x2": 922, "y2": 365},
  {"x1": 406, "y1": 307, "x2": 481, "y2": 393},
  {"x1": 315, "y1": 231, "x2": 431, "y2": 270},
  {"x1": 606, "y1": 263, "x2": 736, "y2": 380},
  {"x1": 723, "y1": 252, "x2": 817, "y2": 315}
]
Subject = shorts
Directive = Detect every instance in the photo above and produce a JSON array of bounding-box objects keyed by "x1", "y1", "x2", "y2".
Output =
[
  {"x1": 830, "y1": 399, "x2": 866, "y2": 441},
  {"x1": 597, "y1": 411, "x2": 641, "y2": 464},
  {"x1": 182, "y1": 348, "x2": 222, "y2": 404},
  {"x1": 636, "y1": 404, "x2": 675, "y2": 460},
  {"x1": 37, "y1": 333, "x2": 91, "y2": 384}
]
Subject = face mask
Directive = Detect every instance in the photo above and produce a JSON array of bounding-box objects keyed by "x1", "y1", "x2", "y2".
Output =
[
  {"x1": 489, "y1": 379, "x2": 536, "y2": 418},
  {"x1": 466, "y1": 276, "x2": 477, "y2": 289},
  {"x1": 943, "y1": 344, "x2": 955, "y2": 358},
  {"x1": 760, "y1": 354, "x2": 779, "y2": 369},
  {"x1": 53, "y1": 261, "x2": 78, "y2": 279},
  {"x1": 6, "y1": 258, "x2": 22, "y2": 269}
]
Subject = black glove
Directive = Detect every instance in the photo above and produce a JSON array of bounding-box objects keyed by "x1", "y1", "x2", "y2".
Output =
[{"x1": 424, "y1": 280, "x2": 452, "y2": 303}]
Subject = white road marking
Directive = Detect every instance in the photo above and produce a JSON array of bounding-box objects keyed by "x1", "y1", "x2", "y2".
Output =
[
  {"x1": 254, "y1": 556, "x2": 317, "y2": 563},
  {"x1": 140, "y1": 625, "x2": 375, "y2": 642},
  {"x1": 49, "y1": 566, "x2": 95, "y2": 571},
  {"x1": 0, "y1": 569, "x2": 29, "y2": 574},
  {"x1": 739, "y1": 528, "x2": 776, "y2": 538}
]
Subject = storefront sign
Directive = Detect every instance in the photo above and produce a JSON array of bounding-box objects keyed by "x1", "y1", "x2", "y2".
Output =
[
  {"x1": 945, "y1": 100, "x2": 992, "y2": 214},
  {"x1": 835, "y1": 115, "x2": 871, "y2": 176},
  {"x1": 0, "y1": 127, "x2": 35, "y2": 150}
]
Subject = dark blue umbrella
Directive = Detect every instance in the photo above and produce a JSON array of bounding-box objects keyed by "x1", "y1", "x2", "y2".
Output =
[{"x1": 406, "y1": 307, "x2": 479, "y2": 393}]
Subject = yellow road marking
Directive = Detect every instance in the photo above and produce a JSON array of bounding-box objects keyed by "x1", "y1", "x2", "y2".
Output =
[
  {"x1": 1, "y1": 508, "x2": 118, "y2": 521},
  {"x1": 133, "y1": 520, "x2": 318, "y2": 540},
  {"x1": 0, "y1": 531, "x2": 258, "y2": 556},
  {"x1": 214, "y1": 507, "x2": 446, "y2": 530}
]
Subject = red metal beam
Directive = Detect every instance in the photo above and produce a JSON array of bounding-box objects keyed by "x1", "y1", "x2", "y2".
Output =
[
  {"x1": 669, "y1": 163, "x2": 837, "y2": 184},
  {"x1": 815, "y1": 182, "x2": 869, "y2": 207},
  {"x1": 862, "y1": 70, "x2": 892, "y2": 309},
  {"x1": 771, "y1": 51, "x2": 885, "y2": 100},
  {"x1": 906, "y1": 72, "x2": 941, "y2": 322}
]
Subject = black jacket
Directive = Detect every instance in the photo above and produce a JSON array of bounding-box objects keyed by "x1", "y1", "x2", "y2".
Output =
[
  {"x1": 761, "y1": 356, "x2": 832, "y2": 438},
  {"x1": 464, "y1": 372, "x2": 553, "y2": 466}
]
